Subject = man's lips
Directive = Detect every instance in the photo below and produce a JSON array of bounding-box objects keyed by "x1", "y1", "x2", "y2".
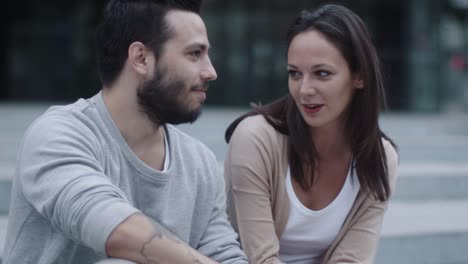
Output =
[
  {"x1": 191, "y1": 85, "x2": 208, "y2": 102},
  {"x1": 191, "y1": 84, "x2": 209, "y2": 93},
  {"x1": 192, "y1": 88, "x2": 207, "y2": 93}
]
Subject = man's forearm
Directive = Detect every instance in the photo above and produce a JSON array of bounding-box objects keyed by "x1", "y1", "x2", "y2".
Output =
[{"x1": 106, "y1": 213, "x2": 219, "y2": 264}]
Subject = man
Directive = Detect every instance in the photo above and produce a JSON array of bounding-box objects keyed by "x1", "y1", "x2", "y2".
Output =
[{"x1": 2, "y1": 0, "x2": 248, "y2": 263}]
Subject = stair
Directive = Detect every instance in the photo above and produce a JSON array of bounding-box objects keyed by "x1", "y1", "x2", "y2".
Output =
[
  {"x1": 377, "y1": 200, "x2": 468, "y2": 264},
  {"x1": 1, "y1": 104, "x2": 468, "y2": 264}
]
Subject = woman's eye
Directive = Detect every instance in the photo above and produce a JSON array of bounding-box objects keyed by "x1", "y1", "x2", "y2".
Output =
[
  {"x1": 316, "y1": 70, "x2": 330, "y2": 78},
  {"x1": 288, "y1": 70, "x2": 301, "y2": 79}
]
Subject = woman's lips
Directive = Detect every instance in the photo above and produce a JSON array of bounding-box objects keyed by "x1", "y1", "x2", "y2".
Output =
[{"x1": 302, "y1": 104, "x2": 323, "y2": 114}]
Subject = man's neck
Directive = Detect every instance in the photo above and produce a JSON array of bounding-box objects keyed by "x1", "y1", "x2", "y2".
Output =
[{"x1": 101, "y1": 85, "x2": 164, "y2": 151}]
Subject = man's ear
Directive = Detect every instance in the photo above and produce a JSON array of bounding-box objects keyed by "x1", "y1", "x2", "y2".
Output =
[{"x1": 128, "y1": 42, "x2": 154, "y2": 77}]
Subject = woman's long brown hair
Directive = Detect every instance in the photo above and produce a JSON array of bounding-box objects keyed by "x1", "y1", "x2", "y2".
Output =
[{"x1": 225, "y1": 4, "x2": 397, "y2": 201}]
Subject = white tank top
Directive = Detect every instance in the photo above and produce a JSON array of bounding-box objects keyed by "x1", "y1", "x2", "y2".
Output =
[{"x1": 279, "y1": 164, "x2": 360, "y2": 264}]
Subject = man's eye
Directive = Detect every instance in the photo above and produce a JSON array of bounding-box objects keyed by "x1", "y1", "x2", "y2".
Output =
[{"x1": 190, "y1": 50, "x2": 201, "y2": 58}]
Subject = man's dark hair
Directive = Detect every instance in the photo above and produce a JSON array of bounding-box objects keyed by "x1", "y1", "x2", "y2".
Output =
[{"x1": 95, "y1": 0, "x2": 202, "y2": 87}]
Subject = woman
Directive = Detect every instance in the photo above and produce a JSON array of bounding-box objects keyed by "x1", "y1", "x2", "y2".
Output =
[{"x1": 224, "y1": 4, "x2": 398, "y2": 264}]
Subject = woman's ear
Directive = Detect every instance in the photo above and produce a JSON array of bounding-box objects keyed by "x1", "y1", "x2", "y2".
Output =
[{"x1": 353, "y1": 75, "x2": 364, "y2": 89}]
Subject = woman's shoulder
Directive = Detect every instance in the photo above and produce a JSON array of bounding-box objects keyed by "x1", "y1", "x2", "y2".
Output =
[
  {"x1": 229, "y1": 114, "x2": 287, "y2": 154},
  {"x1": 237, "y1": 114, "x2": 274, "y2": 129},
  {"x1": 381, "y1": 137, "x2": 398, "y2": 162},
  {"x1": 381, "y1": 137, "x2": 399, "y2": 189},
  {"x1": 234, "y1": 114, "x2": 283, "y2": 139}
]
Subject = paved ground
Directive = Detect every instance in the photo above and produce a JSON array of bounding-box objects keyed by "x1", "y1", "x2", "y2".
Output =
[{"x1": 0, "y1": 103, "x2": 468, "y2": 263}]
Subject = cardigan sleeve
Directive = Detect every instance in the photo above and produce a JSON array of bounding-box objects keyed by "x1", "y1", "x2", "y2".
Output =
[
  {"x1": 224, "y1": 116, "x2": 285, "y2": 264},
  {"x1": 325, "y1": 139, "x2": 399, "y2": 264}
]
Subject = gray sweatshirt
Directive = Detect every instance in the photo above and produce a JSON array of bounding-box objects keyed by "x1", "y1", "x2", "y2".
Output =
[{"x1": 2, "y1": 92, "x2": 247, "y2": 264}]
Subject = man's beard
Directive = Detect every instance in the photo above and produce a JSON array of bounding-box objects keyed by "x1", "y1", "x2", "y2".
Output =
[{"x1": 137, "y1": 66, "x2": 204, "y2": 126}]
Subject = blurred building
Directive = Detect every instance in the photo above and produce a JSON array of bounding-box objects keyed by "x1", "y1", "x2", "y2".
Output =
[{"x1": 2, "y1": 0, "x2": 468, "y2": 112}]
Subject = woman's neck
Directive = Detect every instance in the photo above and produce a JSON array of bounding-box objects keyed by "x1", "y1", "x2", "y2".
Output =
[{"x1": 310, "y1": 122, "x2": 350, "y2": 161}]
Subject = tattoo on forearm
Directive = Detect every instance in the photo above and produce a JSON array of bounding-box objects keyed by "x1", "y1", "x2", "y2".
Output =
[
  {"x1": 187, "y1": 251, "x2": 204, "y2": 264},
  {"x1": 140, "y1": 232, "x2": 160, "y2": 264},
  {"x1": 151, "y1": 220, "x2": 183, "y2": 244},
  {"x1": 140, "y1": 219, "x2": 192, "y2": 264}
]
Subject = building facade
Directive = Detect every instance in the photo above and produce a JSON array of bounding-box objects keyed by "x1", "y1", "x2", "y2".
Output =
[{"x1": 2, "y1": 0, "x2": 468, "y2": 112}]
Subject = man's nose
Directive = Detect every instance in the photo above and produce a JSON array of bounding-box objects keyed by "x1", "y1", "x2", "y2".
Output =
[{"x1": 201, "y1": 57, "x2": 217, "y2": 81}]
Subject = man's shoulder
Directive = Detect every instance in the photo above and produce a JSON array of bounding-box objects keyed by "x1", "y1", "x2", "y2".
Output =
[
  {"x1": 46, "y1": 96, "x2": 96, "y2": 119},
  {"x1": 165, "y1": 124, "x2": 215, "y2": 159},
  {"x1": 165, "y1": 125, "x2": 220, "y2": 184},
  {"x1": 23, "y1": 97, "x2": 100, "y2": 143},
  {"x1": 35, "y1": 96, "x2": 95, "y2": 121}
]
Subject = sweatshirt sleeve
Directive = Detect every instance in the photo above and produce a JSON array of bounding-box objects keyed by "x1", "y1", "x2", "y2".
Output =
[
  {"x1": 17, "y1": 113, "x2": 139, "y2": 255},
  {"x1": 196, "y1": 158, "x2": 248, "y2": 264}
]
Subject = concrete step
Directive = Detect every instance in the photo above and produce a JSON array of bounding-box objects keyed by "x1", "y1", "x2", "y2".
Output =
[
  {"x1": 377, "y1": 200, "x2": 468, "y2": 264},
  {"x1": 3, "y1": 160, "x2": 468, "y2": 213},
  {"x1": 392, "y1": 162, "x2": 468, "y2": 201},
  {"x1": 378, "y1": 233, "x2": 468, "y2": 264},
  {"x1": 0, "y1": 201, "x2": 467, "y2": 263},
  {"x1": 1, "y1": 105, "x2": 468, "y2": 263},
  {"x1": 0, "y1": 215, "x2": 7, "y2": 261},
  {"x1": 0, "y1": 167, "x2": 13, "y2": 215}
]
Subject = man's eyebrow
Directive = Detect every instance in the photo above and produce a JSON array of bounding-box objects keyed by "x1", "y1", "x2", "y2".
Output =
[{"x1": 185, "y1": 42, "x2": 211, "y2": 51}]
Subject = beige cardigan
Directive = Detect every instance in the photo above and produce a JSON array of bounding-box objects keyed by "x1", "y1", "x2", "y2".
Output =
[{"x1": 224, "y1": 115, "x2": 398, "y2": 264}]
